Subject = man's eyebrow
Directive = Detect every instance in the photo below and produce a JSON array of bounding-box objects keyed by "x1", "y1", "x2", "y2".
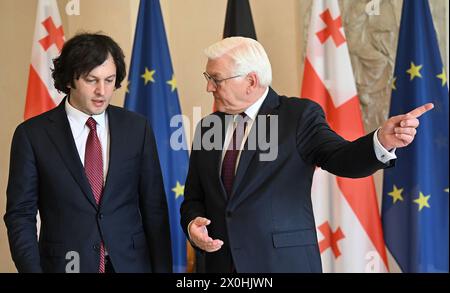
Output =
[
  {"x1": 85, "y1": 74, "x2": 116, "y2": 79},
  {"x1": 207, "y1": 72, "x2": 220, "y2": 78}
]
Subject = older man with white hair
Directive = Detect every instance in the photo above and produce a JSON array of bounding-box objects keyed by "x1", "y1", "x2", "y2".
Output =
[{"x1": 180, "y1": 37, "x2": 433, "y2": 273}]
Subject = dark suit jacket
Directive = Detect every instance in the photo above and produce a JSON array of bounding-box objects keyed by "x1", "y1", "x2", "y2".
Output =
[
  {"x1": 180, "y1": 88, "x2": 390, "y2": 273},
  {"x1": 4, "y1": 98, "x2": 172, "y2": 273}
]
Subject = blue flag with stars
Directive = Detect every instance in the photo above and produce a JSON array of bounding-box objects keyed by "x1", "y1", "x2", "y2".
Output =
[
  {"x1": 124, "y1": 0, "x2": 188, "y2": 273},
  {"x1": 381, "y1": 0, "x2": 449, "y2": 273}
]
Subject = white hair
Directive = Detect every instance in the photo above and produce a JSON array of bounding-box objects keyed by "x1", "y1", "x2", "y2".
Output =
[{"x1": 204, "y1": 37, "x2": 272, "y2": 87}]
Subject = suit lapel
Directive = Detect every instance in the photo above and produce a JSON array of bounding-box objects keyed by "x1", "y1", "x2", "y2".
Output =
[
  {"x1": 229, "y1": 88, "x2": 280, "y2": 205},
  {"x1": 214, "y1": 112, "x2": 228, "y2": 200},
  {"x1": 46, "y1": 98, "x2": 98, "y2": 208},
  {"x1": 101, "y1": 106, "x2": 122, "y2": 205}
]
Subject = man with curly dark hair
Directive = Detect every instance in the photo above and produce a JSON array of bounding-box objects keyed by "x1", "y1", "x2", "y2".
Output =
[{"x1": 4, "y1": 33, "x2": 172, "y2": 273}]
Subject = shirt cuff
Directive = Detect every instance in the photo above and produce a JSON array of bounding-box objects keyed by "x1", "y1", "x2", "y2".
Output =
[{"x1": 373, "y1": 128, "x2": 397, "y2": 164}]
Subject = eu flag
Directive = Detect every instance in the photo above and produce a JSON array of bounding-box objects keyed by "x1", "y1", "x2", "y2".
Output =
[
  {"x1": 381, "y1": 0, "x2": 449, "y2": 273},
  {"x1": 124, "y1": 0, "x2": 189, "y2": 273}
]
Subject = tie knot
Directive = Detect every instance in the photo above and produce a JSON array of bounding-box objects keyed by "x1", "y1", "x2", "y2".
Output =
[
  {"x1": 86, "y1": 117, "x2": 97, "y2": 131},
  {"x1": 234, "y1": 112, "x2": 248, "y2": 127},
  {"x1": 235, "y1": 112, "x2": 247, "y2": 122}
]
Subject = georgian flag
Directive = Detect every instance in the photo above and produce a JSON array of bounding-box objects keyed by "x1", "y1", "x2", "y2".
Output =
[
  {"x1": 301, "y1": 0, "x2": 388, "y2": 272},
  {"x1": 24, "y1": 0, "x2": 65, "y2": 120}
]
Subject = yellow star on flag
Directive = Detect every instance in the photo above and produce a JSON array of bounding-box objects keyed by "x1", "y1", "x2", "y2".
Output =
[
  {"x1": 406, "y1": 62, "x2": 423, "y2": 81},
  {"x1": 141, "y1": 67, "x2": 155, "y2": 85},
  {"x1": 388, "y1": 185, "x2": 404, "y2": 204},
  {"x1": 167, "y1": 75, "x2": 177, "y2": 92},
  {"x1": 437, "y1": 68, "x2": 447, "y2": 87},
  {"x1": 445, "y1": 187, "x2": 449, "y2": 193},
  {"x1": 126, "y1": 80, "x2": 130, "y2": 93},
  {"x1": 391, "y1": 77, "x2": 397, "y2": 90},
  {"x1": 172, "y1": 181, "x2": 184, "y2": 199},
  {"x1": 413, "y1": 192, "x2": 431, "y2": 211}
]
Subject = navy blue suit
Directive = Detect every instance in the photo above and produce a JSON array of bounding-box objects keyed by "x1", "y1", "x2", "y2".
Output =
[
  {"x1": 4, "y1": 99, "x2": 172, "y2": 273},
  {"x1": 180, "y1": 88, "x2": 390, "y2": 273}
]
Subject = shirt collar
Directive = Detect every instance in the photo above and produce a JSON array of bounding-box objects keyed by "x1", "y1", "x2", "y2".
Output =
[
  {"x1": 242, "y1": 87, "x2": 269, "y2": 121},
  {"x1": 65, "y1": 98, "x2": 107, "y2": 137}
]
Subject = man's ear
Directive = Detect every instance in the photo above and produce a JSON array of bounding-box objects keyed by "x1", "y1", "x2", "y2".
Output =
[{"x1": 247, "y1": 72, "x2": 259, "y2": 89}]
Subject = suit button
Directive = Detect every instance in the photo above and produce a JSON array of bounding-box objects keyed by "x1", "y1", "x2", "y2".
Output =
[
  {"x1": 226, "y1": 211, "x2": 232, "y2": 218},
  {"x1": 98, "y1": 213, "x2": 104, "y2": 219},
  {"x1": 93, "y1": 244, "x2": 100, "y2": 251}
]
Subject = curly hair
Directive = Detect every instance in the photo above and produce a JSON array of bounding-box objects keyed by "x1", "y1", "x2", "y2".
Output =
[{"x1": 52, "y1": 32, "x2": 126, "y2": 94}]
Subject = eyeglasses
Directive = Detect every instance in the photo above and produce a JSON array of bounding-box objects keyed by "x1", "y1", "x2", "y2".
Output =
[{"x1": 203, "y1": 72, "x2": 242, "y2": 87}]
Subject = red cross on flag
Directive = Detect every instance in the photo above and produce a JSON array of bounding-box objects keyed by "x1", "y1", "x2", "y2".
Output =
[
  {"x1": 301, "y1": 0, "x2": 388, "y2": 272},
  {"x1": 24, "y1": 0, "x2": 65, "y2": 120}
]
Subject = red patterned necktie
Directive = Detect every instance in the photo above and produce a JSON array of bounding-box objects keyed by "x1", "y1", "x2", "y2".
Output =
[
  {"x1": 221, "y1": 113, "x2": 247, "y2": 197},
  {"x1": 84, "y1": 117, "x2": 105, "y2": 273}
]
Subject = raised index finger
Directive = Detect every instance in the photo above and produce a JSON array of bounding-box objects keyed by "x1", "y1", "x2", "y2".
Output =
[{"x1": 407, "y1": 103, "x2": 434, "y2": 118}]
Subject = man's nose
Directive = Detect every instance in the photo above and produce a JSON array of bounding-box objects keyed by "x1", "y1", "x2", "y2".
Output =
[
  {"x1": 95, "y1": 81, "x2": 105, "y2": 96},
  {"x1": 206, "y1": 80, "x2": 216, "y2": 93}
]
